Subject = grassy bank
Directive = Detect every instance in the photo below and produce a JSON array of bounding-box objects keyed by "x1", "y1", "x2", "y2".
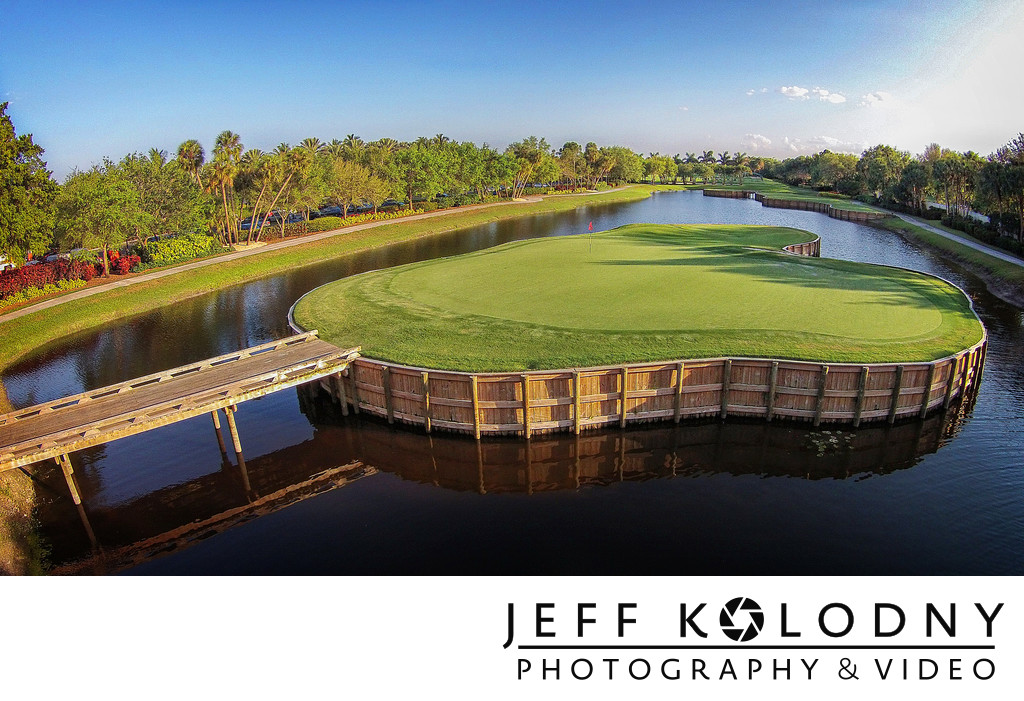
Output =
[
  {"x1": 294, "y1": 224, "x2": 983, "y2": 371},
  {"x1": 876, "y1": 216, "x2": 1024, "y2": 287},
  {"x1": 0, "y1": 186, "x2": 657, "y2": 376},
  {"x1": 0, "y1": 470, "x2": 46, "y2": 575}
]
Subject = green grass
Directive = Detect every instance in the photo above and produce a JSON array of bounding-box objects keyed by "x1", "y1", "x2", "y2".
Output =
[
  {"x1": 294, "y1": 224, "x2": 983, "y2": 372},
  {"x1": 0, "y1": 186, "x2": 658, "y2": 375}
]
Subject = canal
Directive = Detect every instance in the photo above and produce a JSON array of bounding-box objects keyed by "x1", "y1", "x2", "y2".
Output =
[{"x1": 5, "y1": 190, "x2": 1022, "y2": 574}]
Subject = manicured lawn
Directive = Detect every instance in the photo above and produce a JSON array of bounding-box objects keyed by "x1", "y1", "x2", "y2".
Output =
[{"x1": 294, "y1": 224, "x2": 984, "y2": 371}]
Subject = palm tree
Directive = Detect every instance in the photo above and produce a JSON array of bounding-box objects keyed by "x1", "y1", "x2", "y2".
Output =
[
  {"x1": 433, "y1": 133, "x2": 450, "y2": 147},
  {"x1": 700, "y1": 150, "x2": 715, "y2": 164},
  {"x1": 176, "y1": 139, "x2": 205, "y2": 188},
  {"x1": 213, "y1": 130, "x2": 243, "y2": 162},
  {"x1": 685, "y1": 152, "x2": 698, "y2": 164},
  {"x1": 300, "y1": 137, "x2": 325, "y2": 154},
  {"x1": 148, "y1": 148, "x2": 168, "y2": 169},
  {"x1": 326, "y1": 139, "x2": 346, "y2": 158},
  {"x1": 211, "y1": 131, "x2": 243, "y2": 243},
  {"x1": 205, "y1": 160, "x2": 237, "y2": 244},
  {"x1": 373, "y1": 137, "x2": 398, "y2": 153},
  {"x1": 718, "y1": 151, "x2": 731, "y2": 165}
]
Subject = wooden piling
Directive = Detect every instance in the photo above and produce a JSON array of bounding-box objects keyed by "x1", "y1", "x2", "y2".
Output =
[
  {"x1": 620, "y1": 367, "x2": 629, "y2": 428},
  {"x1": 382, "y1": 366, "x2": 395, "y2": 424},
  {"x1": 55, "y1": 454, "x2": 82, "y2": 505},
  {"x1": 521, "y1": 374, "x2": 531, "y2": 439},
  {"x1": 349, "y1": 364, "x2": 361, "y2": 415},
  {"x1": 223, "y1": 405, "x2": 243, "y2": 454},
  {"x1": 942, "y1": 355, "x2": 959, "y2": 409},
  {"x1": 959, "y1": 349, "x2": 973, "y2": 401},
  {"x1": 813, "y1": 365, "x2": 829, "y2": 427},
  {"x1": 333, "y1": 373, "x2": 349, "y2": 417},
  {"x1": 719, "y1": 359, "x2": 732, "y2": 419},
  {"x1": 471, "y1": 376, "x2": 481, "y2": 441},
  {"x1": 888, "y1": 366, "x2": 904, "y2": 425},
  {"x1": 422, "y1": 371, "x2": 432, "y2": 434},
  {"x1": 853, "y1": 366, "x2": 869, "y2": 427},
  {"x1": 766, "y1": 361, "x2": 779, "y2": 422},
  {"x1": 673, "y1": 361, "x2": 684, "y2": 424},
  {"x1": 919, "y1": 363, "x2": 937, "y2": 419},
  {"x1": 573, "y1": 371, "x2": 582, "y2": 435},
  {"x1": 972, "y1": 342, "x2": 987, "y2": 398}
]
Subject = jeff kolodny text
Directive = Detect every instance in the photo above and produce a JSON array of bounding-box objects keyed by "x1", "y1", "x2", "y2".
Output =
[{"x1": 504, "y1": 597, "x2": 1003, "y2": 683}]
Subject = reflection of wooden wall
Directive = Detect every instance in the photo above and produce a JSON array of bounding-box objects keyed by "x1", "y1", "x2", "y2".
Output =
[{"x1": 320, "y1": 338, "x2": 986, "y2": 438}]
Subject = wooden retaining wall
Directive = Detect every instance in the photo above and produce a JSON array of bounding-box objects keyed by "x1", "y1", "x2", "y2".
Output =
[
  {"x1": 318, "y1": 338, "x2": 986, "y2": 438},
  {"x1": 782, "y1": 238, "x2": 820, "y2": 257},
  {"x1": 703, "y1": 189, "x2": 887, "y2": 223}
]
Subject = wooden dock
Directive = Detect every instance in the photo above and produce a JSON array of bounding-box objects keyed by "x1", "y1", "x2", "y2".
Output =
[{"x1": 0, "y1": 331, "x2": 359, "y2": 497}]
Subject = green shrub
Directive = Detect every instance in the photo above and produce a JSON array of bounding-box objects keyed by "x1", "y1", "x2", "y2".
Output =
[
  {"x1": 135, "y1": 232, "x2": 225, "y2": 268},
  {"x1": 0, "y1": 278, "x2": 87, "y2": 311}
]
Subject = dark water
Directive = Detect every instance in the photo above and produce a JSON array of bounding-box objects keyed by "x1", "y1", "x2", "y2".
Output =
[{"x1": 6, "y1": 191, "x2": 1023, "y2": 574}]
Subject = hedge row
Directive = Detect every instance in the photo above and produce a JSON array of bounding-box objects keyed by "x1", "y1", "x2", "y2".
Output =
[
  {"x1": 261, "y1": 208, "x2": 430, "y2": 239},
  {"x1": 941, "y1": 214, "x2": 1024, "y2": 256},
  {"x1": 133, "y1": 232, "x2": 225, "y2": 268},
  {"x1": 0, "y1": 259, "x2": 97, "y2": 300},
  {"x1": 0, "y1": 278, "x2": 87, "y2": 310}
]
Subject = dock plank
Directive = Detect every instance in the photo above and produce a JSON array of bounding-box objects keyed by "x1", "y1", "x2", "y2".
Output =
[{"x1": 0, "y1": 332, "x2": 359, "y2": 471}]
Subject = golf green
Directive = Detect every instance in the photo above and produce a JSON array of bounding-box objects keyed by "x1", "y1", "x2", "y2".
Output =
[{"x1": 292, "y1": 224, "x2": 984, "y2": 371}]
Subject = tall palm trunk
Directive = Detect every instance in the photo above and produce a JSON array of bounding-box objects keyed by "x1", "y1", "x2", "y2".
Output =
[
  {"x1": 220, "y1": 184, "x2": 234, "y2": 244},
  {"x1": 254, "y1": 172, "x2": 294, "y2": 243}
]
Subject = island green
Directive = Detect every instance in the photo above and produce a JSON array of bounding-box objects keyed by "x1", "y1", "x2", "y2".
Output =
[{"x1": 293, "y1": 224, "x2": 984, "y2": 372}]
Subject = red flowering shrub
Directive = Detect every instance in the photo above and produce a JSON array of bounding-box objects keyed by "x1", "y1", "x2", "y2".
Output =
[
  {"x1": 0, "y1": 258, "x2": 99, "y2": 300},
  {"x1": 111, "y1": 255, "x2": 140, "y2": 275}
]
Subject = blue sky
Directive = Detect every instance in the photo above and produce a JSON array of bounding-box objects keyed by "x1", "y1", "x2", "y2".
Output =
[{"x1": 2, "y1": 0, "x2": 1022, "y2": 178}]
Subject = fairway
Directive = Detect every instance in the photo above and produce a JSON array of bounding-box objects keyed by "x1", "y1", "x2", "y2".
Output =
[{"x1": 293, "y1": 224, "x2": 984, "y2": 372}]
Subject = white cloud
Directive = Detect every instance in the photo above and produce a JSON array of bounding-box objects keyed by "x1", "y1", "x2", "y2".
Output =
[
  {"x1": 741, "y1": 133, "x2": 772, "y2": 150},
  {"x1": 746, "y1": 89, "x2": 756, "y2": 96},
  {"x1": 679, "y1": 106, "x2": 689, "y2": 111},
  {"x1": 811, "y1": 87, "x2": 847, "y2": 104},
  {"x1": 761, "y1": 87, "x2": 768, "y2": 93},
  {"x1": 782, "y1": 135, "x2": 863, "y2": 154},
  {"x1": 781, "y1": 85, "x2": 846, "y2": 103},
  {"x1": 859, "y1": 91, "x2": 893, "y2": 107}
]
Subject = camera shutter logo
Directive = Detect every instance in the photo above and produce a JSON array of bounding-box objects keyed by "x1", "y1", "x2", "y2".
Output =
[{"x1": 720, "y1": 597, "x2": 764, "y2": 642}]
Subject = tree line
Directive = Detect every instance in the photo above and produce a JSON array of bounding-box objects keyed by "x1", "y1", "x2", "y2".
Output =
[
  {"x1": 3, "y1": 100, "x2": 1023, "y2": 266},
  {"x1": 760, "y1": 138, "x2": 1024, "y2": 242}
]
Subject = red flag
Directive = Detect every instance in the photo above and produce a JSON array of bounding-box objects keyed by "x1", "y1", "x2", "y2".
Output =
[{"x1": 588, "y1": 221, "x2": 593, "y2": 231}]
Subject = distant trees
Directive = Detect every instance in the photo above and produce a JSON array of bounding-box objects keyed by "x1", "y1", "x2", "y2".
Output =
[
  {"x1": 117, "y1": 148, "x2": 209, "y2": 237},
  {"x1": 29, "y1": 119, "x2": 1024, "y2": 262},
  {"x1": 0, "y1": 102, "x2": 57, "y2": 263}
]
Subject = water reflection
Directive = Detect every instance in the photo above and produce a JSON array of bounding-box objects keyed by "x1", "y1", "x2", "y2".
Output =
[{"x1": 38, "y1": 385, "x2": 970, "y2": 573}]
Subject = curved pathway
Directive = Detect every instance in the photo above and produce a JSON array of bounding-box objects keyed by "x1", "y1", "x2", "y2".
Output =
[
  {"x1": 0, "y1": 188, "x2": 628, "y2": 326},
  {"x1": 884, "y1": 210, "x2": 1024, "y2": 268}
]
